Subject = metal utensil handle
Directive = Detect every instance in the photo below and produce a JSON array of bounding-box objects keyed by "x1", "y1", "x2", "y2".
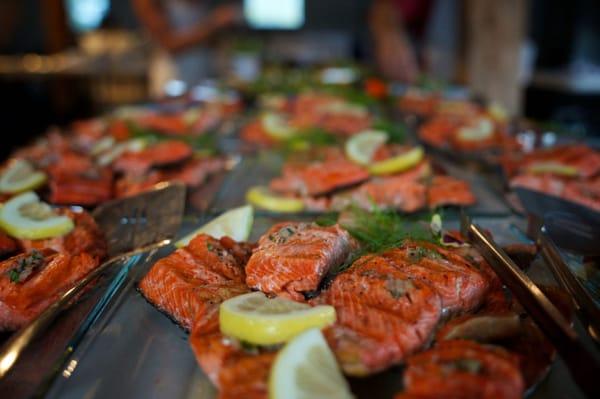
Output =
[
  {"x1": 0, "y1": 240, "x2": 171, "y2": 379},
  {"x1": 538, "y1": 228, "x2": 600, "y2": 345},
  {"x1": 466, "y1": 223, "x2": 600, "y2": 397}
]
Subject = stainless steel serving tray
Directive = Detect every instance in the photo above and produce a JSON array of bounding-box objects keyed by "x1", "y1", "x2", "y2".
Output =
[{"x1": 38, "y1": 214, "x2": 586, "y2": 399}]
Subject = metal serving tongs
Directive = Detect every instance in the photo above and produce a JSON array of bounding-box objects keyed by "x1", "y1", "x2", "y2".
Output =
[
  {"x1": 538, "y1": 225, "x2": 600, "y2": 346},
  {"x1": 460, "y1": 212, "x2": 600, "y2": 398},
  {"x1": 0, "y1": 182, "x2": 186, "y2": 379}
]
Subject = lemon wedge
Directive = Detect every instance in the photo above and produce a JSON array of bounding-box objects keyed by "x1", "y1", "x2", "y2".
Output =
[
  {"x1": 175, "y1": 205, "x2": 253, "y2": 248},
  {"x1": 261, "y1": 113, "x2": 298, "y2": 140},
  {"x1": 457, "y1": 118, "x2": 494, "y2": 141},
  {"x1": 0, "y1": 160, "x2": 47, "y2": 194},
  {"x1": 96, "y1": 139, "x2": 147, "y2": 166},
  {"x1": 246, "y1": 186, "x2": 304, "y2": 213},
  {"x1": 528, "y1": 161, "x2": 579, "y2": 177},
  {"x1": 220, "y1": 292, "x2": 336, "y2": 346},
  {"x1": 0, "y1": 192, "x2": 74, "y2": 240},
  {"x1": 368, "y1": 146, "x2": 424, "y2": 175},
  {"x1": 269, "y1": 328, "x2": 354, "y2": 399},
  {"x1": 345, "y1": 130, "x2": 388, "y2": 165},
  {"x1": 261, "y1": 113, "x2": 297, "y2": 140}
]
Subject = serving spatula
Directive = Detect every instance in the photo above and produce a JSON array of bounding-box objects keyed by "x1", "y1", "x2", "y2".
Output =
[{"x1": 0, "y1": 182, "x2": 186, "y2": 379}]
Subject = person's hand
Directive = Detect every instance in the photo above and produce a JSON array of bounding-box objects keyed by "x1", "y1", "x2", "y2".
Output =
[
  {"x1": 209, "y1": 4, "x2": 242, "y2": 31},
  {"x1": 376, "y1": 33, "x2": 419, "y2": 83}
]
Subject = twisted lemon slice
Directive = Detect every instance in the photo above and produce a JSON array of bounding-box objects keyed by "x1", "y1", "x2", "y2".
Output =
[
  {"x1": 0, "y1": 192, "x2": 74, "y2": 240},
  {"x1": 0, "y1": 159, "x2": 47, "y2": 194}
]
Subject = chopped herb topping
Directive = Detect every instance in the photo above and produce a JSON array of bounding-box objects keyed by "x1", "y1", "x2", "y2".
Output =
[
  {"x1": 6, "y1": 250, "x2": 46, "y2": 284},
  {"x1": 207, "y1": 242, "x2": 214, "y2": 252},
  {"x1": 407, "y1": 246, "x2": 443, "y2": 263},
  {"x1": 386, "y1": 279, "x2": 415, "y2": 299}
]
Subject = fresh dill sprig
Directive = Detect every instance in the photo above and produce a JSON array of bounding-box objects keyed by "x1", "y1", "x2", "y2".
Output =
[
  {"x1": 372, "y1": 118, "x2": 408, "y2": 144},
  {"x1": 323, "y1": 205, "x2": 438, "y2": 273}
]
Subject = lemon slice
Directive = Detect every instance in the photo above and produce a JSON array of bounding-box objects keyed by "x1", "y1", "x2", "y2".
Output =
[
  {"x1": 0, "y1": 192, "x2": 74, "y2": 240},
  {"x1": 269, "y1": 328, "x2": 354, "y2": 399},
  {"x1": 220, "y1": 292, "x2": 336, "y2": 346},
  {"x1": 345, "y1": 130, "x2": 388, "y2": 165},
  {"x1": 0, "y1": 160, "x2": 47, "y2": 194},
  {"x1": 528, "y1": 161, "x2": 579, "y2": 177},
  {"x1": 261, "y1": 113, "x2": 298, "y2": 140},
  {"x1": 368, "y1": 146, "x2": 424, "y2": 175},
  {"x1": 175, "y1": 205, "x2": 253, "y2": 248},
  {"x1": 457, "y1": 118, "x2": 494, "y2": 141},
  {"x1": 246, "y1": 186, "x2": 304, "y2": 213}
]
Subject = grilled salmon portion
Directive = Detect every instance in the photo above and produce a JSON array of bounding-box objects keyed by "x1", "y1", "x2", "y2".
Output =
[
  {"x1": 0, "y1": 232, "x2": 18, "y2": 260},
  {"x1": 189, "y1": 306, "x2": 275, "y2": 399},
  {"x1": 246, "y1": 222, "x2": 356, "y2": 301},
  {"x1": 0, "y1": 249, "x2": 100, "y2": 331},
  {"x1": 383, "y1": 241, "x2": 488, "y2": 313},
  {"x1": 427, "y1": 175, "x2": 476, "y2": 209},
  {"x1": 113, "y1": 141, "x2": 193, "y2": 176},
  {"x1": 47, "y1": 166, "x2": 113, "y2": 206},
  {"x1": 396, "y1": 340, "x2": 524, "y2": 399},
  {"x1": 330, "y1": 175, "x2": 427, "y2": 213},
  {"x1": 139, "y1": 234, "x2": 252, "y2": 330},
  {"x1": 115, "y1": 157, "x2": 225, "y2": 198},
  {"x1": 313, "y1": 254, "x2": 442, "y2": 375},
  {"x1": 19, "y1": 209, "x2": 107, "y2": 261},
  {"x1": 270, "y1": 157, "x2": 369, "y2": 197}
]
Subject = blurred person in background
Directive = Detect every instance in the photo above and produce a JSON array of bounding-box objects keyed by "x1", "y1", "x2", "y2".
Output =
[
  {"x1": 132, "y1": 0, "x2": 241, "y2": 95},
  {"x1": 369, "y1": 0, "x2": 434, "y2": 83}
]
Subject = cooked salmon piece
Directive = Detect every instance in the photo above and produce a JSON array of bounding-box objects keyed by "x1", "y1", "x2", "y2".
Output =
[
  {"x1": 396, "y1": 340, "x2": 524, "y2": 399},
  {"x1": 313, "y1": 254, "x2": 442, "y2": 375},
  {"x1": 189, "y1": 284, "x2": 273, "y2": 399},
  {"x1": 331, "y1": 175, "x2": 427, "y2": 212},
  {"x1": 19, "y1": 209, "x2": 107, "y2": 261},
  {"x1": 246, "y1": 222, "x2": 356, "y2": 301},
  {"x1": 189, "y1": 305, "x2": 275, "y2": 399},
  {"x1": 0, "y1": 232, "x2": 18, "y2": 260},
  {"x1": 46, "y1": 165, "x2": 113, "y2": 206},
  {"x1": 270, "y1": 157, "x2": 369, "y2": 197},
  {"x1": 136, "y1": 113, "x2": 189, "y2": 135},
  {"x1": 427, "y1": 175, "x2": 476, "y2": 209},
  {"x1": 240, "y1": 120, "x2": 276, "y2": 147},
  {"x1": 383, "y1": 241, "x2": 489, "y2": 313},
  {"x1": 113, "y1": 141, "x2": 193, "y2": 176},
  {"x1": 0, "y1": 249, "x2": 100, "y2": 331},
  {"x1": 114, "y1": 157, "x2": 225, "y2": 198},
  {"x1": 139, "y1": 234, "x2": 252, "y2": 329}
]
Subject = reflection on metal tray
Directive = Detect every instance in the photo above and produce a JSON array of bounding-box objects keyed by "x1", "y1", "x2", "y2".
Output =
[
  {"x1": 40, "y1": 215, "x2": 586, "y2": 399},
  {"x1": 514, "y1": 187, "x2": 600, "y2": 226}
]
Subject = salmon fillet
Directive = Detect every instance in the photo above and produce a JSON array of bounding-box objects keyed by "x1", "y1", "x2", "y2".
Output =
[
  {"x1": 189, "y1": 305, "x2": 275, "y2": 399},
  {"x1": 0, "y1": 249, "x2": 100, "y2": 331},
  {"x1": 270, "y1": 157, "x2": 369, "y2": 197},
  {"x1": 313, "y1": 254, "x2": 442, "y2": 375},
  {"x1": 0, "y1": 232, "x2": 18, "y2": 260},
  {"x1": 114, "y1": 157, "x2": 225, "y2": 198},
  {"x1": 46, "y1": 165, "x2": 113, "y2": 206},
  {"x1": 427, "y1": 175, "x2": 476, "y2": 209},
  {"x1": 396, "y1": 340, "x2": 524, "y2": 399},
  {"x1": 383, "y1": 242, "x2": 488, "y2": 313},
  {"x1": 19, "y1": 209, "x2": 107, "y2": 261},
  {"x1": 246, "y1": 222, "x2": 356, "y2": 301},
  {"x1": 113, "y1": 141, "x2": 193, "y2": 176},
  {"x1": 139, "y1": 234, "x2": 252, "y2": 330},
  {"x1": 330, "y1": 174, "x2": 427, "y2": 212}
]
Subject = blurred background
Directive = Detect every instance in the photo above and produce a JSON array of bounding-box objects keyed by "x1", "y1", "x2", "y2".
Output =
[{"x1": 1, "y1": 0, "x2": 599, "y2": 158}]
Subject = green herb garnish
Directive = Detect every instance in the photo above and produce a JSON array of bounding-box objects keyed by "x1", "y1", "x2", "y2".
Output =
[{"x1": 6, "y1": 250, "x2": 45, "y2": 284}]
